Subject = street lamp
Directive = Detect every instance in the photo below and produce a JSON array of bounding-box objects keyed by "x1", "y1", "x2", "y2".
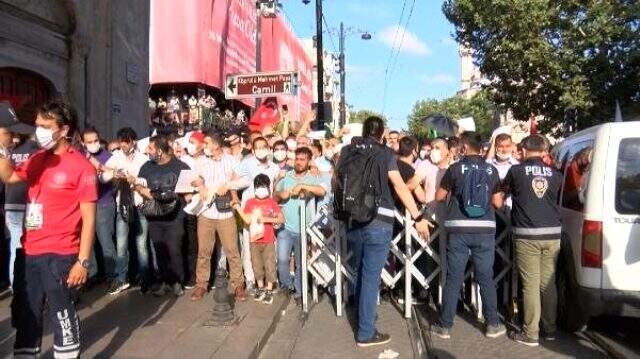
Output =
[{"x1": 335, "y1": 23, "x2": 372, "y2": 127}]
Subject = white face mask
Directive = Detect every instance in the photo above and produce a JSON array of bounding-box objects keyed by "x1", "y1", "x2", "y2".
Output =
[
  {"x1": 35, "y1": 127, "x2": 57, "y2": 150},
  {"x1": 324, "y1": 149, "x2": 334, "y2": 160},
  {"x1": 496, "y1": 153, "x2": 512, "y2": 162},
  {"x1": 273, "y1": 150, "x2": 287, "y2": 162},
  {"x1": 255, "y1": 148, "x2": 270, "y2": 161},
  {"x1": 204, "y1": 147, "x2": 213, "y2": 157},
  {"x1": 255, "y1": 187, "x2": 270, "y2": 199},
  {"x1": 419, "y1": 150, "x2": 428, "y2": 160},
  {"x1": 86, "y1": 143, "x2": 101, "y2": 154},
  {"x1": 429, "y1": 148, "x2": 442, "y2": 164},
  {"x1": 186, "y1": 143, "x2": 199, "y2": 156}
]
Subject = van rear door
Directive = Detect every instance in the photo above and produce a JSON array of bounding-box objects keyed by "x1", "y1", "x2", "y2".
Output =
[{"x1": 602, "y1": 127, "x2": 640, "y2": 291}]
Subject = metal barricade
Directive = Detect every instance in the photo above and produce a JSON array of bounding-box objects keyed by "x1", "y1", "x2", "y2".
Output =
[{"x1": 298, "y1": 202, "x2": 518, "y2": 320}]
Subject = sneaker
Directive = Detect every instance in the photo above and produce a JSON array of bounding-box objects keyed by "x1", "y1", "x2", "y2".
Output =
[
  {"x1": 485, "y1": 323, "x2": 507, "y2": 338},
  {"x1": 246, "y1": 282, "x2": 256, "y2": 296},
  {"x1": 397, "y1": 297, "x2": 424, "y2": 305},
  {"x1": 184, "y1": 281, "x2": 196, "y2": 290},
  {"x1": 542, "y1": 332, "x2": 556, "y2": 341},
  {"x1": 430, "y1": 324, "x2": 451, "y2": 339},
  {"x1": 108, "y1": 281, "x2": 131, "y2": 296},
  {"x1": 234, "y1": 286, "x2": 248, "y2": 302},
  {"x1": 262, "y1": 290, "x2": 273, "y2": 304},
  {"x1": 356, "y1": 331, "x2": 391, "y2": 348},
  {"x1": 509, "y1": 332, "x2": 539, "y2": 347},
  {"x1": 253, "y1": 288, "x2": 266, "y2": 302},
  {"x1": 152, "y1": 283, "x2": 168, "y2": 297},
  {"x1": 172, "y1": 283, "x2": 184, "y2": 297}
]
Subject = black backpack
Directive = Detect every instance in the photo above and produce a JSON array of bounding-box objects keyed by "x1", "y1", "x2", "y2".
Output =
[{"x1": 333, "y1": 138, "x2": 385, "y2": 225}]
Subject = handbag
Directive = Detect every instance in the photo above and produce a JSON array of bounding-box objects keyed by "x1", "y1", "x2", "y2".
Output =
[
  {"x1": 139, "y1": 190, "x2": 177, "y2": 218},
  {"x1": 214, "y1": 192, "x2": 232, "y2": 213}
]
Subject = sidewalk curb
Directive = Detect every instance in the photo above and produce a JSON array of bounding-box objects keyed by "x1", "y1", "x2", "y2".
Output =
[
  {"x1": 248, "y1": 294, "x2": 292, "y2": 359},
  {"x1": 584, "y1": 331, "x2": 627, "y2": 359},
  {"x1": 407, "y1": 306, "x2": 429, "y2": 359}
]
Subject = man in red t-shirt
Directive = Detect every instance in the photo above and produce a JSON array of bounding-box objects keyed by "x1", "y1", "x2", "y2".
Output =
[
  {"x1": 232, "y1": 174, "x2": 283, "y2": 305},
  {"x1": 0, "y1": 100, "x2": 97, "y2": 359}
]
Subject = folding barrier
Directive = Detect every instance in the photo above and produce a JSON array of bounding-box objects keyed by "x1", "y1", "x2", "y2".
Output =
[{"x1": 298, "y1": 200, "x2": 518, "y2": 320}]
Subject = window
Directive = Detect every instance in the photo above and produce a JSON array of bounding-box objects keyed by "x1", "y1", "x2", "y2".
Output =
[
  {"x1": 615, "y1": 138, "x2": 640, "y2": 215},
  {"x1": 560, "y1": 141, "x2": 593, "y2": 211}
]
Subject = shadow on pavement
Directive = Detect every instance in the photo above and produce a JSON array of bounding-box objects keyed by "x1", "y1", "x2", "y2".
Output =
[
  {"x1": 418, "y1": 302, "x2": 607, "y2": 359},
  {"x1": 40, "y1": 288, "x2": 178, "y2": 358}
]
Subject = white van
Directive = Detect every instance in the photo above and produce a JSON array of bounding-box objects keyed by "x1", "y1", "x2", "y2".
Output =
[{"x1": 552, "y1": 122, "x2": 640, "y2": 331}]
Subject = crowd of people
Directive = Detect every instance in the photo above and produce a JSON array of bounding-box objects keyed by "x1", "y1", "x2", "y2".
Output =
[{"x1": 0, "y1": 97, "x2": 572, "y2": 356}]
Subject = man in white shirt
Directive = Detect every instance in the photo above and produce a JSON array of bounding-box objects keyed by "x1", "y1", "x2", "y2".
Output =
[
  {"x1": 487, "y1": 133, "x2": 519, "y2": 181},
  {"x1": 190, "y1": 131, "x2": 248, "y2": 301},
  {"x1": 225, "y1": 136, "x2": 280, "y2": 291},
  {"x1": 101, "y1": 128, "x2": 151, "y2": 295},
  {"x1": 486, "y1": 133, "x2": 519, "y2": 209}
]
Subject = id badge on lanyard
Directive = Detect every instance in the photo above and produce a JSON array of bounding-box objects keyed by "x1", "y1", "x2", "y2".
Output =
[
  {"x1": 25, "y1": 202, "x2": 43, "y2": 230},
  {"x1": 25, "y1": 186, "x2": 44, "y2": 230}
]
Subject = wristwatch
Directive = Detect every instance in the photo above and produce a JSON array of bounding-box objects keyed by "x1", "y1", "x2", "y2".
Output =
[{"x1": 77, "y1": 258, "x2": 90, "y2": 269}]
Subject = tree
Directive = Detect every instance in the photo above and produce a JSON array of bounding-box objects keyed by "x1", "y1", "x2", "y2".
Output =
[
  {"x1": 443, "y1": 0, "x2": 640, "y2": 135},
  {"x1": 348, "y1": 108, "x2": 388, "y2": 125},
  {"x1": 408, "y1": 90, "x2": 496, "y2": 141}
]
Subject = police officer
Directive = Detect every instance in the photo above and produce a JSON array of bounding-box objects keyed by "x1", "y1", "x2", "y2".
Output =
[
  {"x1": 431, "y1": 132, "x2": 506, "y2": 340},
  {"x1": 502, "y1": 135, "x2": 562, "y2": 347}
]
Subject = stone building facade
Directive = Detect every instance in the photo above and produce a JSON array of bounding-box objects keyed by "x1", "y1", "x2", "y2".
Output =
[{"x1": 0, "y1": 0, "x2": 150, "y2": 139}]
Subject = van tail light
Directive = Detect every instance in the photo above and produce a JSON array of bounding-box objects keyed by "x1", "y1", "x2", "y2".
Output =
[{"x1": 581, "y1": 220, "x2": 603, "y2": 268}]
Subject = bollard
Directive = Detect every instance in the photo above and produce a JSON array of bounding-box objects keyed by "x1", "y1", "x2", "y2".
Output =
[{"x1": 203, "y1": 268, "x2": 237, "y2": 327}]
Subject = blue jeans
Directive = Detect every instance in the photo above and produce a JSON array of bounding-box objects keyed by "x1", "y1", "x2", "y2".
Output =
[
  {"x1": 347, "y1": 219, "x2": 393, "y2": 342},
  {"x1": 5, "y1": 210, "x2": 24, "y2": 286},
  {"x1": 115, "y1": 209, "x2": 149, "y2": 283},
  {"x1": 276, "y1": 229, "x2": 302, "y2": 296},
  {"x1": 440, "y1": 232, "x2": 499, "y2": 328},
  {"x1": 89, "y1": 202, "x2": 117, "y2": 279}
]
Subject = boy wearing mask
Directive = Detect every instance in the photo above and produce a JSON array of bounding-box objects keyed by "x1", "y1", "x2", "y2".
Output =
[{"x1": 232, "y1": 174, "x2": 283, "y2": 304}]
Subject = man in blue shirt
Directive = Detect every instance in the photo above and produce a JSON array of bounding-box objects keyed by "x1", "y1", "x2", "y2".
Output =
[
  {"x1": 82, "y1": 128, "x2": 116, "y2": 287},
  {"x1": 274, "y1": 147, "x2": 326, "y2": 302}
]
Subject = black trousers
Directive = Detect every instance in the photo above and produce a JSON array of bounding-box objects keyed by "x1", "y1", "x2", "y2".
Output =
[
  {"x1": 148, "y1": 218, "x2": 185, "y2": 285},
  {"x1": 12, "y1": 254, "x2": 80, "y2": 358},
  {"x1": 183, "y1": 214, "x2": 198, "y2": 284}
]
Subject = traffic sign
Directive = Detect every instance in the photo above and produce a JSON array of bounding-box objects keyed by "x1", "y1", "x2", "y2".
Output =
[{"x1": 225, "y1": 71, "x2": 298, "y2": 99}]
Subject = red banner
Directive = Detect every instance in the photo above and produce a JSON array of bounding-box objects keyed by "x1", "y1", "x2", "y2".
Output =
[
  {"x1": 260, "y1": 17, "x2": 314, "y2": 117},
  {"x1": 150, "y1": 0, "x2": 313, "y2": 114}
]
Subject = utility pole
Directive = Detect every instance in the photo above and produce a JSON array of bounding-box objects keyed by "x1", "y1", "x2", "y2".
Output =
[
  {"x1": 255, "y1": 1, "x2": 263, "y2": 110},
  {"x1": 339, "y1": 22, "x2": 346, "y2": 128},
  {"x1": 315, "y1": 0, "x2": 324, "y2": 128}
]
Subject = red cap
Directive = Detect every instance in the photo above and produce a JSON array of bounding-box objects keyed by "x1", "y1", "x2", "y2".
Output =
[{"x1": 190, "y1": 131, "x2": 205, "y2": 143}]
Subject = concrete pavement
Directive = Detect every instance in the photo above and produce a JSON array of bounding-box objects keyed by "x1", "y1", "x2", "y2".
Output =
[
  {"x1": 0, "y1": 284, "x2": 288, "y2": 358},
  {"x1": 261, "y1": 297, "x2": 415, "y2": 359},
  {"x1": 419, "y1": 305, "x2": 609, "y2": 359}
]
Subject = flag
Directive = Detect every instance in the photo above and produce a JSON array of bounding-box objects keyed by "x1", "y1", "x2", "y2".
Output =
[{"x1": 248, "y1": 97, "x2": 279, "y2": 132}]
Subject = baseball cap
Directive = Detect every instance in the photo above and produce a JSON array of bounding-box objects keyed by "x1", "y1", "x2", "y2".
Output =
[{"x1": 0, "y1": 101, "x2": 35, "y2": 134}]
